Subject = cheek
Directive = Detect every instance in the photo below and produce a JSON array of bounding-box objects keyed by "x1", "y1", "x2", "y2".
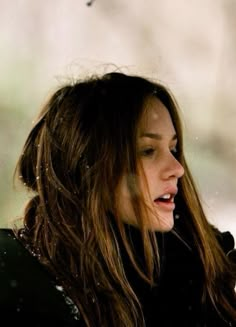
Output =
[
  {"x1": 115, "y1": 176, "x2": 132, "y2": 211},
  {"x1": 140, "y1": 165, "x2": 158, "y2": 198},
  {"x1": 118, "y1": 175, "x2": 130, "y2": 198},
  {"x1": 115, "y1": 179, "x2": 137, "y2": 224}
]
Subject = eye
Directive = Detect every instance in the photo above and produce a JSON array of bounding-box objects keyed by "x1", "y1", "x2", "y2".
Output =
[
  {"x1": 170, "y1": 146, "x2": 178, "y2": 157},
  {"x1": 140, "y1": 148, "x2": 156, "y2": 157}
]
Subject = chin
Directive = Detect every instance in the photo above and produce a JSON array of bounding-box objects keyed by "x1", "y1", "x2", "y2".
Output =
[{"x1": 148, "y1": 214, "x2": 174, "y2": 232}]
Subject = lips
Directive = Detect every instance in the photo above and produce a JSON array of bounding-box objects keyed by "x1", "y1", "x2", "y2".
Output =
[
  {"x1": 157, "y1": 193, "x2": 173, "y2": 201},
  {"x1": 153, "y1": 188, "x2": 177, "y2": 211}
]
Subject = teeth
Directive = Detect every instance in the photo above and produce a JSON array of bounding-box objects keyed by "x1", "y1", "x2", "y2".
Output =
[{"x1": 160, "y1": 194, "x2": 171, "y2": 199}]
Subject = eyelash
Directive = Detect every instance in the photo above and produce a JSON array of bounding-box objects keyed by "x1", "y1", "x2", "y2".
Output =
[
  {"x1": 140, "y1": 148, "x2": 155, "y2": 157},
  {"x1": 139, "y1": 146, "x2": 179, "y2": 158}
]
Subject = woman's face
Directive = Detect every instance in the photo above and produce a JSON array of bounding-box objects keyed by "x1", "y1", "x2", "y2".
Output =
[{"x1": 116, "y1": 96, "x2": 184, "y2": 231}]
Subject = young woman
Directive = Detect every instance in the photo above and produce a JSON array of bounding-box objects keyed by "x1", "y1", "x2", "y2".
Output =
[{"x1": 0, "y1": 71, "x2": 235, "y2": 326}]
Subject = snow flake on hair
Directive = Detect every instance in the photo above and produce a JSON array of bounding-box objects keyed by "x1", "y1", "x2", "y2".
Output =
[{"x1": 55, "y1": 284, "x2": 81, "y2": 321}]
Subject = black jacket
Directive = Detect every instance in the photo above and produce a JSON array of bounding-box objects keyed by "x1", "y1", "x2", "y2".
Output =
[
  {"x1": 0, "y1": 227, "x2": 235, "y2": 326},
  {"x1": 121, "y1": 225, "x2": 236, "y2": 327},
  {"x1": 0, "y1": 228, "x2": 80, "y2": 326}
]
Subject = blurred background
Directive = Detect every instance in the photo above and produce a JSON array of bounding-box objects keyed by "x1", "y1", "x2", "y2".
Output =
[{"x1": 0, "y1": 0, "x2": 235, "y2": 240}]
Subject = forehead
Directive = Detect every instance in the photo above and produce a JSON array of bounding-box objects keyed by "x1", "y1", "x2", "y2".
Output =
[{"x1": 139, "y1": 96, "x2": 175, "y2": 134}]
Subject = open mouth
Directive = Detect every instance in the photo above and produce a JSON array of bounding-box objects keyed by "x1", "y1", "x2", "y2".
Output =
[
  {"x1": 154, "y1": 193, "x2": 176, "y2": 211},
  {"x1": 154, "y1": 193, "x2": 174, "y2": 203}
]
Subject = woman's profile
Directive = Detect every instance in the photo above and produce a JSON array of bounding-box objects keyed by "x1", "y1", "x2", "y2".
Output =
[{"x1": 0, "y1": 71, "x2": 235, "y2": 326}]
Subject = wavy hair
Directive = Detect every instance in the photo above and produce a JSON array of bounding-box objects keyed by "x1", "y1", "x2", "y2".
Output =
[{"x1": 14, "y1": 72, "x2": 235, "y2": 326}]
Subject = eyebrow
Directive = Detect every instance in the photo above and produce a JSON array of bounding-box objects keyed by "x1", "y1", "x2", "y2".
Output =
[{"x1": 139, "y1": 132, "x2": 177, "y2": 141}]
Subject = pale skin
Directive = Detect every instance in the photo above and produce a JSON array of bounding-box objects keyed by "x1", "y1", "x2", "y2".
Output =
[{"x1": 116, "y1": 96, "x2": 185, "y2": 231}]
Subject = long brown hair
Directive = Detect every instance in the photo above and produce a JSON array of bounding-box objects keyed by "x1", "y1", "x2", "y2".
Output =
[{"x1": 14, "y1": 72, "x2": 235, "y2": 326}]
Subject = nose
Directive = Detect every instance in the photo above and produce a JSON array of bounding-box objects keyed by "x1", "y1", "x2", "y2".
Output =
[{"x1": 162, "y1": 154, "x2": 184, "y2": 180}]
